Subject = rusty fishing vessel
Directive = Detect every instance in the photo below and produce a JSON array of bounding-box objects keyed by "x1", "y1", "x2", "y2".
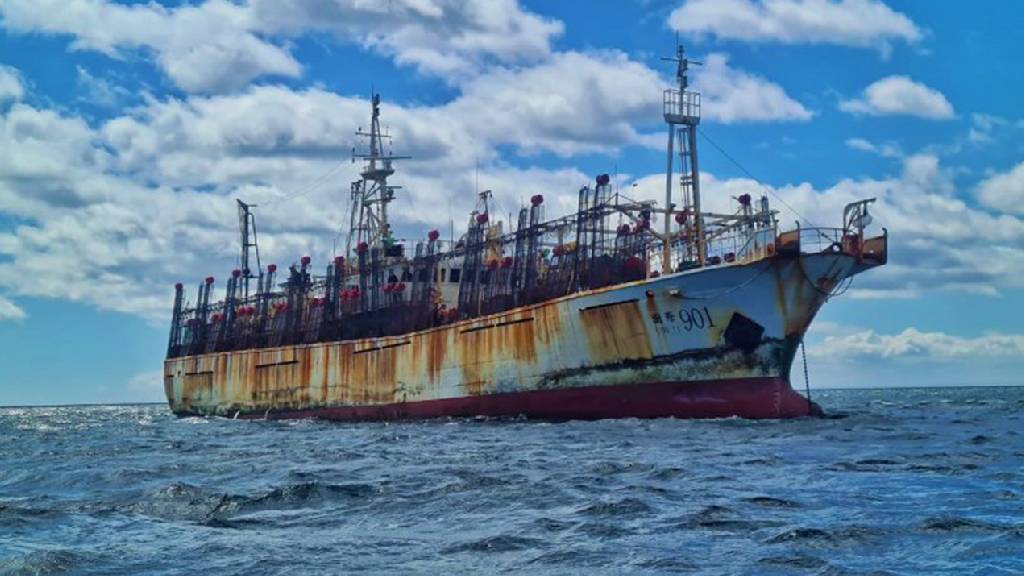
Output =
[{"x1": 164, "y1": 45, "x2": 887, "y2": 421}]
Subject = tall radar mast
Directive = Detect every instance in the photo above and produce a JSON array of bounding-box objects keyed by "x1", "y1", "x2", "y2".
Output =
[
  {"x1": 236, "y1": 199, "x2": 261, "y2": 298},
  {"x1": 346, "y1": 94, "x2": 410, "y2": 257},
  {"x1": 661, "y1": 41, "x2": 704, "y2": 269}
]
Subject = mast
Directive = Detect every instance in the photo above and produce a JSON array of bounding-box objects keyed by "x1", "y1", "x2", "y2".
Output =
[
  {"x1": 661, "y1": 41, "x2": 703, "y2": 269},
  {"x1": 236, "y1": 199, "x2": 261, "y2": 298},
  {"x1": 346, "y1": 94, "x2": 410, "y2": 258}
]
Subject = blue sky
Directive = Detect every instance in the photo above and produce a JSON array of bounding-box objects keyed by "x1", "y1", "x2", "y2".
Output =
[{"x1": 1, "y1": 0, "x2": 1022, "y2": 405}]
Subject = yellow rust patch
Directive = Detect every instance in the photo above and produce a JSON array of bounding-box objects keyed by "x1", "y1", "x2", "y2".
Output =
[
  {"x1": 532, "y1": 301, "x2": 562, "y2": 347},
  {"x1": 771, "y1": 256, "x2": 837, "y2": 337},
  {"x1": 377, "y1": 343, "x2": 402, "y2": 403},
  {"x1": 425, "y1": 328, "x2": 448, "y2": 385},
  {"x1": 457, "y1": 326, "x2": 493, "y2": 396},
  {"x1": 452, "y1": 309, "x2": 546, "y2": 396},
  {"x1": 332, "y1": 339, "x2": 404, "y2": 406},
  {"x1": 579, "y1": 300, "x2": 653, "y2": 364},
  {"x1": 336, "y1": 343, "x2": 355, "y2": 405},
  {"x1": 706, "y1": 308, "x2": 731, "y2": 346},
  {"x1": 181, "y1": 371, "x2": 212, "y2": 410},
  {"x1": 509, "y1": 316, "x2": 537, "y2": 362},
  {"x1": 171, "y1": 293, "x2": 581, "y2": 414},
  {"x1": 459, "y1": 352, "x2": 485, "y2": 396},
  {"x1": 772, "y1": 259, "x2": 812, "y2": 337}
]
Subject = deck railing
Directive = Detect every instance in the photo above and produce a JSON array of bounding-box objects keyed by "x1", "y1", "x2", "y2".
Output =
[{"x1": 664, "y1": 89, "x2": 701, "y2": 123}]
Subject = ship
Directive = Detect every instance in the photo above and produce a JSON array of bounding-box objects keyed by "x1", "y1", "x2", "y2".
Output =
[{"x1": 163, "y1": 44, "x2": 887, "y2": 421}]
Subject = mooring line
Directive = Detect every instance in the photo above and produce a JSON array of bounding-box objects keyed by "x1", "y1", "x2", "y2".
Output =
[{"x1": 800, "y1": 338, "x2": 813, "y2": 416}]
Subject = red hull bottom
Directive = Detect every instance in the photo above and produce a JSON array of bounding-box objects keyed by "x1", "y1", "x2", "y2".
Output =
[{"x1": 237, "y1": 377, "x2": 822, "y2": 422}]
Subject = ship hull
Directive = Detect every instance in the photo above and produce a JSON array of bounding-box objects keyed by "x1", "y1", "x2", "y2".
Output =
[
  {"x1": 223, "y1": 376, "x2": 820, "y2": 421},
  {"x1": 165, "y1": 253, "x2": 865, "y2": 421}
]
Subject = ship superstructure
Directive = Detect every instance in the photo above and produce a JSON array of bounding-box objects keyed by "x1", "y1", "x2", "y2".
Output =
[{"x1": 164, "y1": 44, "x2": 887, "y2": 421}]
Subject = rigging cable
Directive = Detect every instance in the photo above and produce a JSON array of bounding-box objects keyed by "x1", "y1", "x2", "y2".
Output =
[
  {"x1": 260, "y1": 159, "x2": 349, "y2": 209},
  {"x1": 697, "y1": 127, "x2": 818, "y2": 228},
  {"x1": 333, "y1": 185, "x2": 354, "y2": 258}
]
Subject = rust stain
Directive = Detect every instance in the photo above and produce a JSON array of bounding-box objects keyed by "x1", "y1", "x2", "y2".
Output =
[
  {"x1": 163, "y1": 363, "x2": 174, "y2": 400},
  {"x1": 224, "y1": 353, "x2": 234, "y2": 406},
  {"x1": 643, "y1": 292, "x2": 669, "y2": 351},
  {"x1": 299, "y1": 347, "x2": 311, "y2": 400},
  {"x1": 579, "y1": 308, "x2": 619, "y2": 360},
  {"x1": 426, "y1": 328, "x2": 447, "y2": 385},
  {"x1": 458, "y1": 328, "x2": 487, "y2": 396},
  {"x1": 377, "y1": 341, "x2": 401, "y2": 403},
  {"x1": 772, "y1": 259, "x2": 811, "y2": 337},
  {"x1": 772, "y1": 257, "x2": 836, "y2": 337},
  {"x1": 579, "y1": 301, "x2": 653, "y2": 364},
  {"x1": 338, "y1": 343, "x2": 354, "y2": 405},
  {"x1": 167, "y1": 249, "x2": 878, "y2": 420},
  {"x1": 181, "y1": 371, "x2": 212, "y2": 410},
  {"x1": 615, "y1": 303, "x2": 654, "y2": 361},
  {"x1": 706, "y1": 307, "x2": 731, "y2": 345},
  {"x1": 771, "y1": 259, "x2": 792, "y2": 335},
  {"x1": 319, "y1": 346, "x2": 329, "y2": 405},
  {"x1": 171, "y1": 284, "x2": 669, "y2": 416},
  {"x1": 408, "y1": 334, "x2": 424, "y2": 390},
  {"x1": 351, "y1": 346, "x2": 369, "y2": 405},
  {"x1": 643, "y1": 294, "x2": 659, "y2": 320},
  {"x1": 510, "y1": 316, "x2": 537, "y2": 362},
  {"x1": 460, "y1": 359, "x2": 484, "y2": 396},
  {"x1": 532, "y1": 301, "x2": 562, "y2": 347}
]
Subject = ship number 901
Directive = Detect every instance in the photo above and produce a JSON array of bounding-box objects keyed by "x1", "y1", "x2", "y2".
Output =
[{"x1": 651, "y1": 307, "x2": 715, "y2": 332}]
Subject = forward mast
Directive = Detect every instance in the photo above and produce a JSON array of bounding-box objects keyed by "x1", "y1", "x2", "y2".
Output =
[{"x1": 347, "y1": 94, "x2": 410, "y2": 259}]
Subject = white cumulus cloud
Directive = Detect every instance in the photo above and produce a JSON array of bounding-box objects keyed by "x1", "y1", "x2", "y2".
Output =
[
  {"x1": 0, "y1": 0, "x2": 564, "y2": 93},
  {"x1": 695, "y1": 53, "x2": 813, "y2": 123},
  {"x1": 976, "y1": 161, "x2": 1024, "y2": 216},
  {"x1": 0, "y1": 65, "x2": 25, "y2": 102},
  {"x1": 840, "y1": 75, "x2": 954, "y2": 119},
  {"x1": 0, "y1": 0, "x2": 301, "y2": 93},
  {"x1": 967, "y1": 113, "x2": 1009, "y2": 146},
  {"x1": 668, "y1": 0, "x2": 922, "y2": 54},
  {"x1": 249, "y1": 0, "x2": 563, "y2": 81},
  {"x1": 845, "y1": 137, "x2": 902, "y2": 158},
  {"x1": 0, "y1": 295, "x2": 27, "y2": 321},
  {"x1": 448, "y1": 51, "x2": 665, "y2": 156},
  {"x1": 812, "y1": 328, "x2": 1024, "y2": 361}
]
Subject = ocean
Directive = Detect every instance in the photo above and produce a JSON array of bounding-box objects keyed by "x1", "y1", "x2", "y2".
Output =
[{"x1": 1, "y1": 387, "x2": 1022, "y2": 575}]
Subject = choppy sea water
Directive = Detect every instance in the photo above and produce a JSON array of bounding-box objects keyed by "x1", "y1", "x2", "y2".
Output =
[{"x1": 1, "y1": 387, "x2": 1022, "y2": 576}]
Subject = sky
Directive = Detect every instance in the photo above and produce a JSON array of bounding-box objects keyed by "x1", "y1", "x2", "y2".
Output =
[{"x1": 0, "y1": 0, "x2": 1022, "y2": 406}]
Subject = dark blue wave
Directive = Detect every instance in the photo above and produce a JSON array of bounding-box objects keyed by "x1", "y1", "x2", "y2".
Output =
[{"x1": 1, "y1": 387, "x2": 1023, "y2": 575}]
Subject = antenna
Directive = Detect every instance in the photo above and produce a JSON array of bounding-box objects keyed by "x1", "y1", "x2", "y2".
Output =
[{"x1": 660, "y1": 37, "x2": 702, "y2": 94}]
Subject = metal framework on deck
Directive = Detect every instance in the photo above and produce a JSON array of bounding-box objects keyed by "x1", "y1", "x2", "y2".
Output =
[{"x1": 167, "y1": 42, "x2": 887, "y2": 359}]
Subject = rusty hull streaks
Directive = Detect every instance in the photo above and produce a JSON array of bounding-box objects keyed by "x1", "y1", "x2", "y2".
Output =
[{"x1": 166, "y1": 252, "x2": 860, "y2": 417}]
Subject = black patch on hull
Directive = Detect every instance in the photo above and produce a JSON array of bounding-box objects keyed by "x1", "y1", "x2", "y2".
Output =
[{"x1": 724, "y1": 313, "x2": 765, "y2": 353}]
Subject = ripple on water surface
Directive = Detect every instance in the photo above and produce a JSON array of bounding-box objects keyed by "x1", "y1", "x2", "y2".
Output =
[{"x1": 1, "y1": 387, "x2": 1023, "y2": 575}]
